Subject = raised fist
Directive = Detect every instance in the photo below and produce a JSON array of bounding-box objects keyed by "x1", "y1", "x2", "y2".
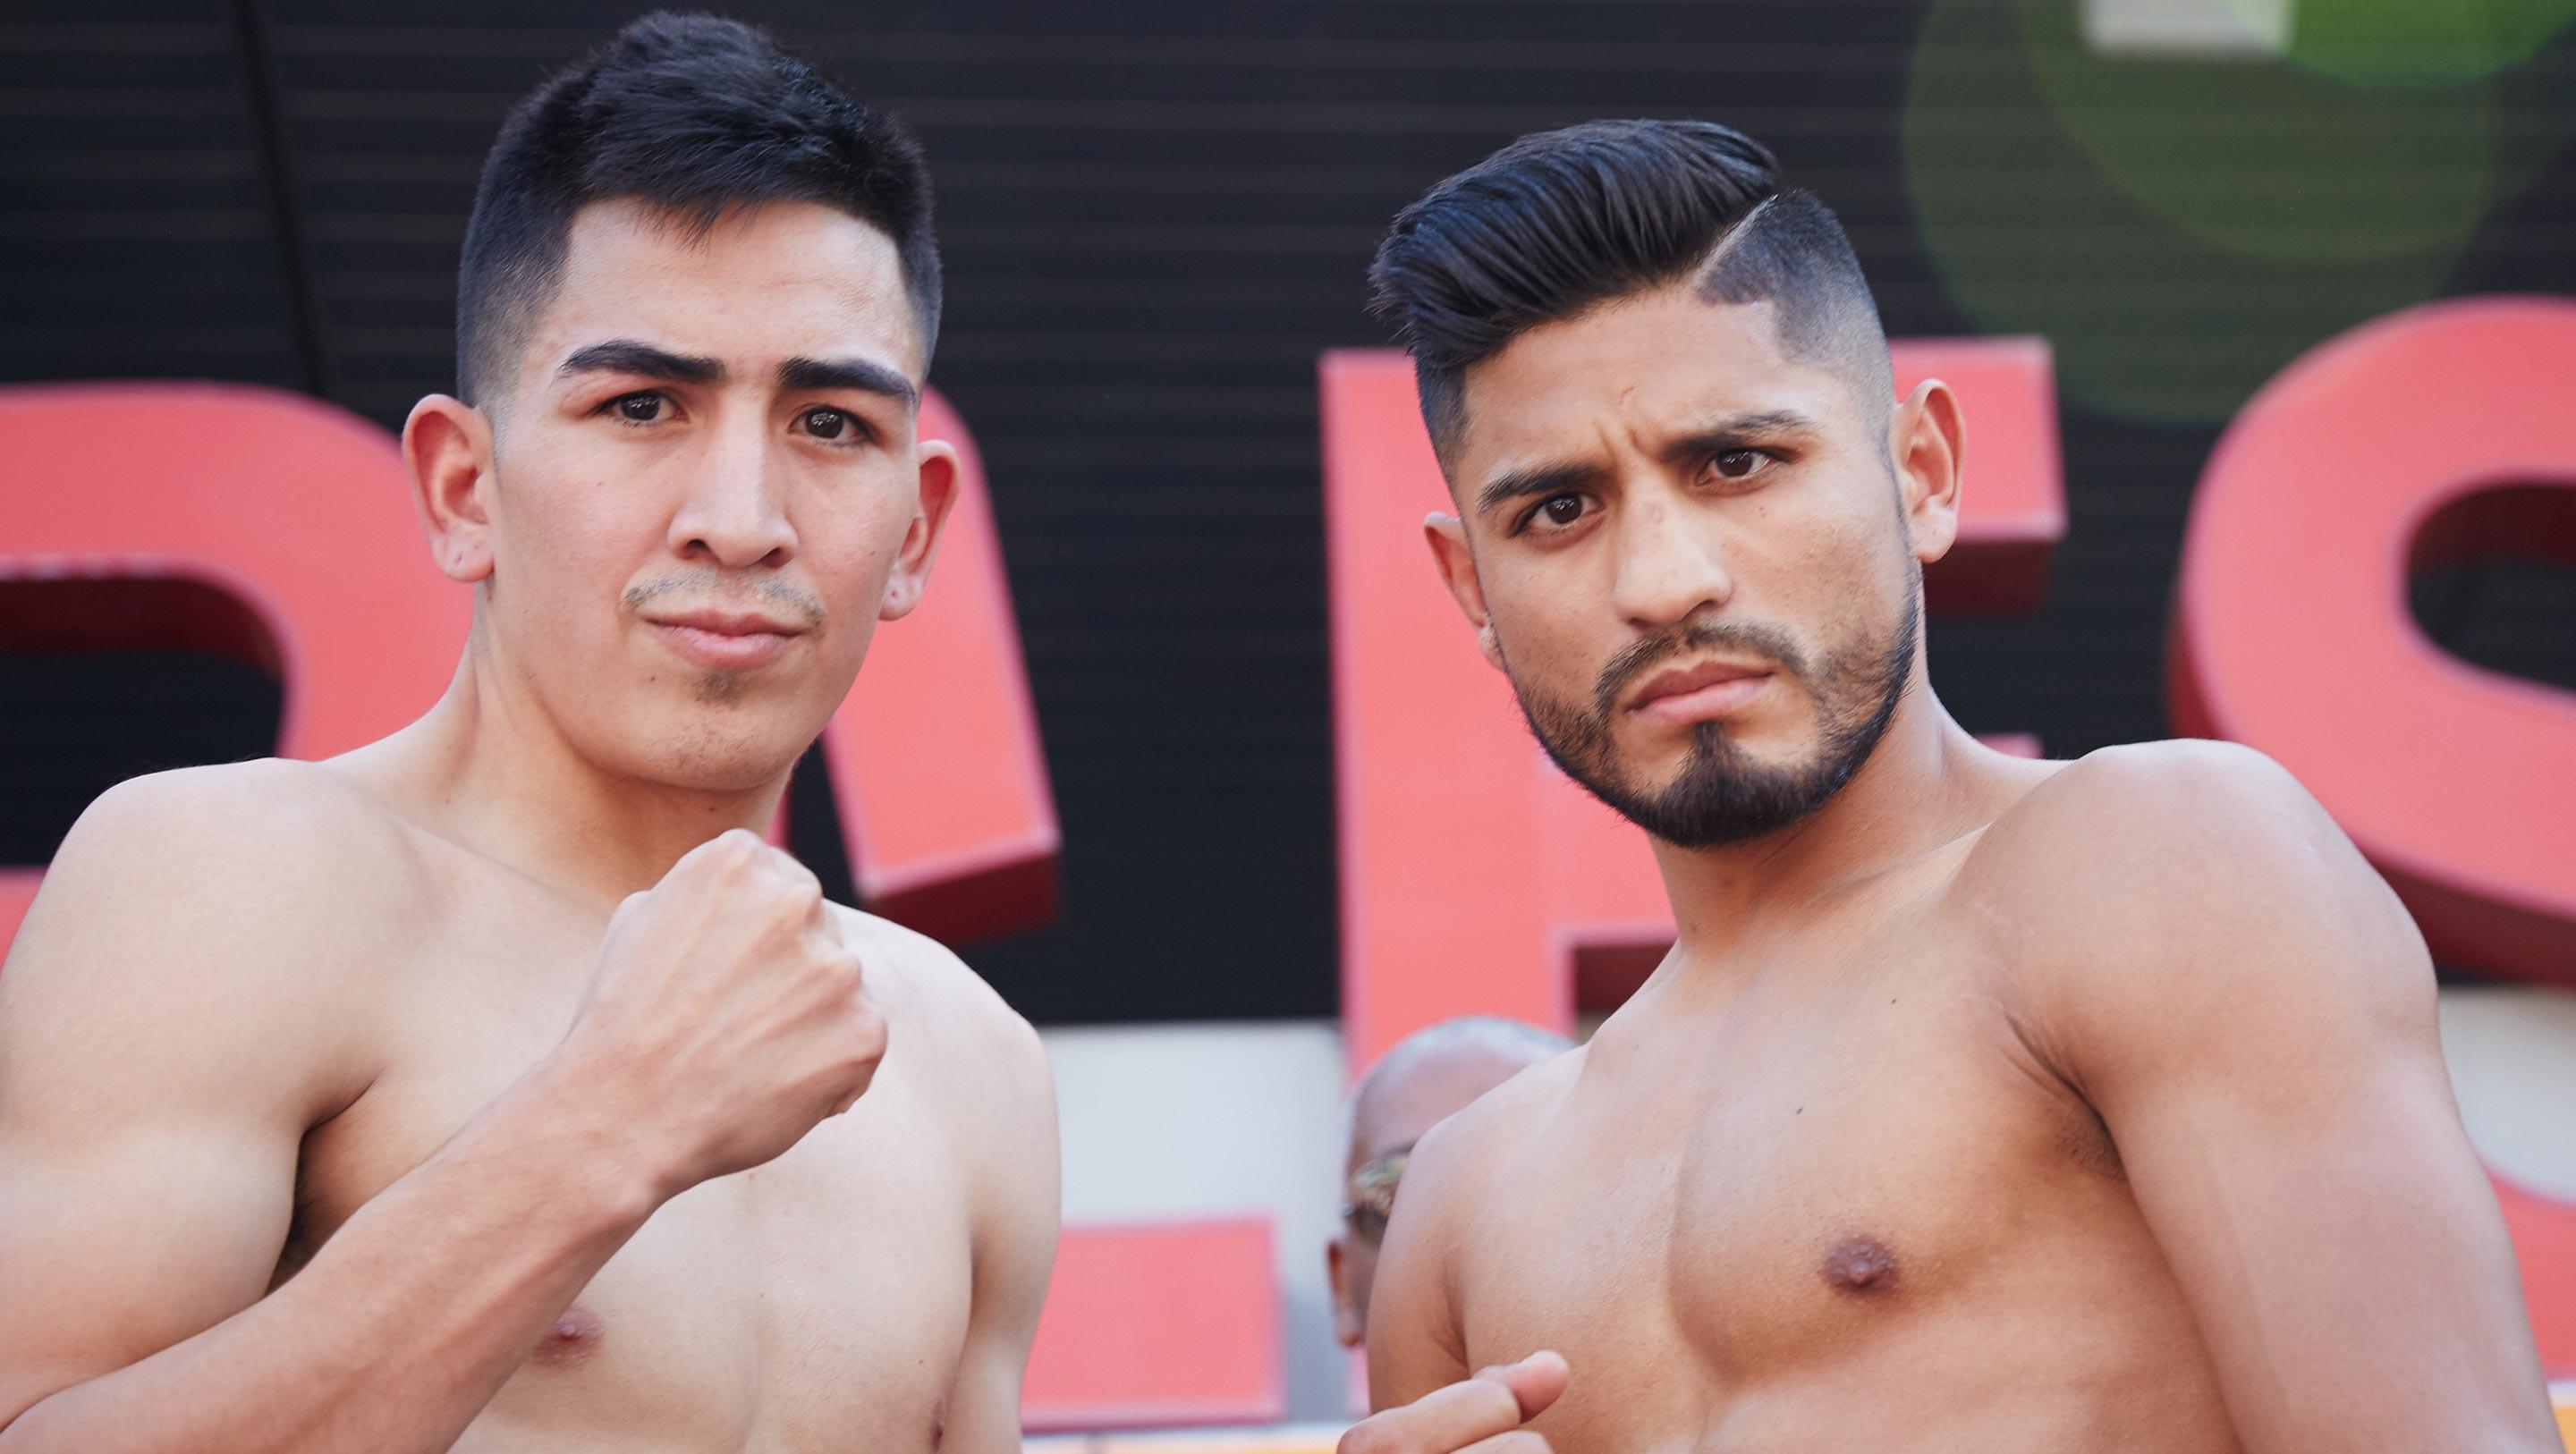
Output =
[{"x1": 552, "y1": 829, "x2": 887, "y2": 1194}]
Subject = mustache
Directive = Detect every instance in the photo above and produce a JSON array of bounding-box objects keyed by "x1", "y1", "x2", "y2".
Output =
[
  {"x1": 621, "y1": 571, "x2": 827, "y2": 629},
  {"x1": 1590, "y1": 621, "x2": 1809, "y2": 723}
]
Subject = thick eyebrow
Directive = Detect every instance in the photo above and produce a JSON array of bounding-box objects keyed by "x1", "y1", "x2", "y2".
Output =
[
  {"x1": 555, "y1": 339, "x2": 724, "y2": 385},
  {"x1": 778, "y1": 355, "x2": 919, "y2": 411},
  {"x1": 1658, "y1": 409, "x2": 1825, "y2": 467}
]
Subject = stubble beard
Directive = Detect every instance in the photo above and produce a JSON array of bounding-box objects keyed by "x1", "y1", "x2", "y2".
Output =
[{"x1": 1508, "y1": 591, "x2": 1919, "y2": 850}]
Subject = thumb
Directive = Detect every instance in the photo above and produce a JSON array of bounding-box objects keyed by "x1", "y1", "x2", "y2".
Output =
[{"x1": 1481, "y1": 1350, "x2": 1568, "y2": 1422}]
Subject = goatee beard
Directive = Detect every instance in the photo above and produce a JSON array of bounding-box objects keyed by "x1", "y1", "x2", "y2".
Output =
[{"x1": 1511, "y1": 594, "x2": 1918, "y2": 850}]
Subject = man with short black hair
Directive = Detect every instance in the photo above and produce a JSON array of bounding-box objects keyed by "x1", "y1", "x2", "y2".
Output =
[
  {"x1": 1340, "y1": 119, "x2": 2556, "y2": 1454},
  {"x1": 0, "y1": 15, "x2": 1055, "y2": 1450}
]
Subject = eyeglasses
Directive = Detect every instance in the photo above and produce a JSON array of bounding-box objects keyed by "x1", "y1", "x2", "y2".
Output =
[{"x1": 1340, "y1": 1147, "x2": 1409, "y2": 1244}]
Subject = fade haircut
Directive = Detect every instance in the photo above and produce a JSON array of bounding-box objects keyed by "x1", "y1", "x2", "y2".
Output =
[
  {"x1": 454, "y1": 12, "x2": 941, "y2": 408},
  {"x1": 1368, "y1": 119, "x2": 1893, "y2": 468}
]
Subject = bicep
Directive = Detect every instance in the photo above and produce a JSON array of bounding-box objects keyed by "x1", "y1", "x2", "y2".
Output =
[
  {"x1": 2037, "y1": 760, "x2": 2555, "y2": 1446},
  {"x1": 2099, "y1": 990, "x2": 2543, "y2": 1445},
  {"x1": 0, "y1": 1116, "x2": 301, "y2": 1421},
  {"x1": 0, "y1": 777, "x2": 355, "y2": 1423}
]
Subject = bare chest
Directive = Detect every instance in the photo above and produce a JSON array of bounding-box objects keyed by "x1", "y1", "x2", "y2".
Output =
[
  {"x1": 291, "y1": 909, "x2": 972, "y2": 1452},
  {"x1": 1450, "y1": 974, "x2": 2166, "y2": 1446}
]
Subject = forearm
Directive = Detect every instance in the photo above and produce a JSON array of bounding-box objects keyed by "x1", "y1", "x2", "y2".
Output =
[{"x1": 1, "y1": 1066, "x2": 664, "y2": 1454}]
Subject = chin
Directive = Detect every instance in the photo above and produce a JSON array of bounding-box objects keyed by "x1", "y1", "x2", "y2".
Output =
[
  {"x1": 598, "y1": 707, "x2": 818, "y2": 795},
  {"x1": 648, "y1": 743, "x2": 802, "y2": 795}
]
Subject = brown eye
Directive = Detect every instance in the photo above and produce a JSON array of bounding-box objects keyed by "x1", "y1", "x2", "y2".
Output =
[
  {"x1": 615, "y1": 393, "x2": 664, "y2": 422},
  {"x1": 801, "y1": 407, "x2": 847, "y2": 440},
  {"x1": 1541, "y1": 494, "x2": 1585, "y2": 526},
  {"x1": 1714, "y1": 449, "x2": 1763, "y2": 478}
]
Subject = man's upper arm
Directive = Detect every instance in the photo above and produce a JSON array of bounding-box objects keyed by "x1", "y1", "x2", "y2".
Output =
[
  {"x1": 1364, "y1": 1111, "x2": 1479, "y2": 1412},
  {"x1": 1996, "y1": 742, "x2": 2556, "y2": 1451},
  {"x1": 0, "y1": 767, "x2": 377, "y2": 1424},
  {"x1": 914, "y1": 943, "x2": 1057, "y2": 1454}
]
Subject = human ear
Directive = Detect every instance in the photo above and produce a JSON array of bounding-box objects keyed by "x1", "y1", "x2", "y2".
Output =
[
  {"x1": 1890, "y1": 379, "x2": 1964, "y2": 567},
  {"x1": 403, "y1": 394, "x2": 498, "y2": 584},
  {"x1": 1423, "y1": 511, "x2": 1505, "y2": 672},
  {"x1": 880, "y1": 436, "x2": 961, "y2": 621}
]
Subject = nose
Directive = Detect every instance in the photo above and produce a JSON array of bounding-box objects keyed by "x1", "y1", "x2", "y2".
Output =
[
  {"x1": 666, "y1": 408, "x2": 796, "y2": 570},
  {"x1": 1609, "y1": 479, "x2": 1734, "y2": 630}
]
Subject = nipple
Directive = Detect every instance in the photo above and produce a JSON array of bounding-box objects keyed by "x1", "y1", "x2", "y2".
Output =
[
  {"x1": 1818, "y1": 1236, "x2": 1900, "y2": 1298},
  {"x1": 531, "y1": 1303, "x2": 606, "y2": 1366}
]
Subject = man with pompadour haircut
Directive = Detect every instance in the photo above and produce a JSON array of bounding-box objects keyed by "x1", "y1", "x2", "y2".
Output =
[
  {"x1": 1337, "y1": 119, "x2": 2555, "y2": 1454},
  {"x1": 0, "y1": 14, "x2": 1055, "y2": 1451}
]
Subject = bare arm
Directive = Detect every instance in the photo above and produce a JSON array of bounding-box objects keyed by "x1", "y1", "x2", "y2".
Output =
[
  {"x1": 2004, "y1": 744, "x2": 2557, "y2": 1452},
  {"x1": 4, "y1": 1073, "x2": 657, "y2": 1452},
  {"x1": 931, "y1": 966, "x2": 1060, "y2": 1454},
  {"x1": 0, "y1": 771, "x2": 659, "y2": 1452},
  {"x1": 1, "y1": 775, "x2": 886, "y2": 1452},
  {"x1": 1362, "y1": 1113, "x2": 1481, "y2": 1412}
]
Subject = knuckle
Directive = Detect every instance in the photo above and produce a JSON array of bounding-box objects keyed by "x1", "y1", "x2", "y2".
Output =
[
  {"x1": 777, "y1": 876, "x2": 825, "y2": 919},
  {"x1": 815, "y1": 944, "x2": 865, "y2": 988},
  {"x1": 849, "y1": 1002, "x2": 888, "y2": 1054},
  {"x1": 708, "y1": 829, "x2": 765, "y2": 873}
]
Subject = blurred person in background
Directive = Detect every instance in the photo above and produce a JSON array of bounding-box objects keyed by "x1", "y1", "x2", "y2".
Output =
[
  {"x1": 1329, "y1": 1017, "x2": 1573, "y2": 1349},
  {"x1": 0, "y1": 14, "x2": 1055, "y2": 1452},
  {"x1": 1336, "y1": 120, "x2": 2558, "y2": 1454}
]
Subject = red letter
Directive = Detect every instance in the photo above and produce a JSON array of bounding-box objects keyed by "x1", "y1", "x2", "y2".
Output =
[{"x1": 2170, "y1": 297, "x2": 2576, "y2": 984}]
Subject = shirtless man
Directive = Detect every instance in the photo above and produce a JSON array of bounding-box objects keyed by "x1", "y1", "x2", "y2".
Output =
[
  {"x1": 0, "y1": 15, "x2": 1055, "y2": 1450},
  {"x1": 1339, "y1": 120, "x2": 2558, "y2": 1452},
  {"x1": 1329, "y1": 1018, "x2": 1571, "y2": 1349}
]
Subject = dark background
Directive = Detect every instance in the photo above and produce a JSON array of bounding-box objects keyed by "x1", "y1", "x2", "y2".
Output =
[{"x1": 5, "y1": 0, "x2": 2572, "y2": 1023}]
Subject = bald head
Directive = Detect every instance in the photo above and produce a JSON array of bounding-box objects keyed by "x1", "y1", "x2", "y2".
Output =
[{"x1": 1346, "y1": 1016, "x2": 1573, "y2": 1176}]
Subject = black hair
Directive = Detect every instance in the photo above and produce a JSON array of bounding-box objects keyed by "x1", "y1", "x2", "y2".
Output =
[
  {"x1": 1368, "y1": 119, "x2": 1890, "y2": 463},
  {"x1": 454, "y1": 12, "x2": 939, "y2": 406}
]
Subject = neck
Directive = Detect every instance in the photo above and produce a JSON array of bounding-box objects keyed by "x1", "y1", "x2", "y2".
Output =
[
  {"x1": 1646, "y1": 676, "x2": 2032, "y2": 963},
  {"x1": 369, "y1": 631, "x2": 792, "y2": 909}
]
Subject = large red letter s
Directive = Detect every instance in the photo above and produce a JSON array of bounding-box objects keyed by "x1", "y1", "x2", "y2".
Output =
[{"x1": 2171, "y1": 297, "x2": 2576, "y2": 986}]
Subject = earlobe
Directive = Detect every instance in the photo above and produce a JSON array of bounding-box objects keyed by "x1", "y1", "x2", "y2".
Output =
[
  {"x1": 881, "y1": 436, "x2": 961, "y2": 622},
  {"x1": 1422, "y1": 511, "x2": 1506, "y2": 672},
  {"x1": 1893, "y1": 379, "x2": 1965, "y2": 567},
  {"x1": 403, "y1": 394, "x2": 497, "y2": 584}
]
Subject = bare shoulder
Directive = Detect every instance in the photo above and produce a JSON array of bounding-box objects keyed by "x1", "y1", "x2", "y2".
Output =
[
  {"x1": 829, "y1": 909, "x2": 1042, "y2": 1062},
  {"x1": 826, "y1": 906, "x2": 1050, "y2": 1121},
  {"x1": 9, "y1": 757, "x2": 427, "y2": 975},
  {"x1": 1400, "y1": 1044, "x2": 1587, "y2": 1230},
  {"x1": 1, "y1": 758, "x2": 421, "y2": 1120},
  {"x1": 1955, "y1": 740, "x2": 2431, "y2": 1073}
]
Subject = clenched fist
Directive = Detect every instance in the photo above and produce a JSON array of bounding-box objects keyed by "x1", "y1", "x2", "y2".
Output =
[
  {"x1": 547, "y1": 829, "x2": 886, "y2": 1196},
  {"x1": 1341, "y1": 1353, "x2": 1568, "y2": 1454}
]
